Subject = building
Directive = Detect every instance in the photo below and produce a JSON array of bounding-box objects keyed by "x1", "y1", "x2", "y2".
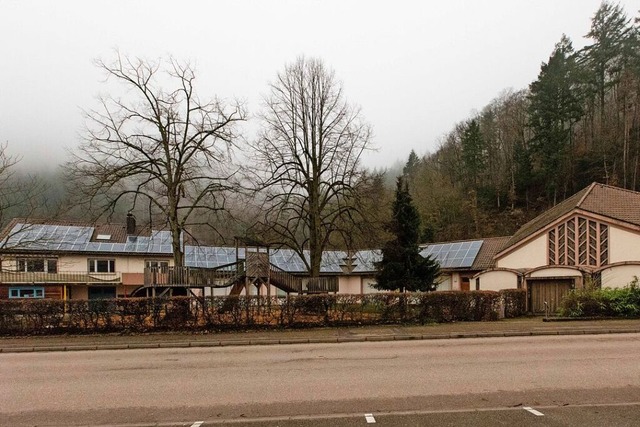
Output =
[
  {"x1": 474, "y1": 182, "x2": 640, "y2": 312},
  {"x1": 3, "y1": 182, "x2": 639, "y2": 312}
]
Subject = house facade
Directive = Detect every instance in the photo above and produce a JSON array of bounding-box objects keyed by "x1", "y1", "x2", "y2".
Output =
[{"x1": 474, "y1": 183, "x2": 640, "y2": 312}]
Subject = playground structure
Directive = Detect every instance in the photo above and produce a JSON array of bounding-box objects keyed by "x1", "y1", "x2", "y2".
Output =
[{"x1": 140, "y1": 239, "x2": 338, "y2": 298}]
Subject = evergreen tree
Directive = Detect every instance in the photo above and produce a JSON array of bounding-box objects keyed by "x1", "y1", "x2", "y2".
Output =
[
  {"x1": 374, "y1": 177, "x2": 440, "y2": 292},
  {"x1": 403, "y1": 149, "x2": 421, "y2": 178},
  {"x1": 528, "y1": 35, "x2": 583, "y2": 204},
  {"x1": 460, "y1": 119, "x2": 485, "y2": 189}
]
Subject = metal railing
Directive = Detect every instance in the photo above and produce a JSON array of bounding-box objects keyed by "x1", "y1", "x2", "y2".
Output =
[{"x1": 0, "y1": 270, "x2": 122, "y2": 284}]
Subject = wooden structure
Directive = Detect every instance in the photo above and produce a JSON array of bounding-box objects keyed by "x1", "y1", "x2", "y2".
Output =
[{"x1": 141, "y1": 238, "x2": 338, "y2": 296}]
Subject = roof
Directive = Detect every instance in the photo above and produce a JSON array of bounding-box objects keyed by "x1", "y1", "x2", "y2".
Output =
[
  {"x1": 0, "y1": 220, "x2": 511, "y2": 275},
  {"x1": 471, "y1": 236, "x2": 511, "y2": 270},
  {"x1": 0, "y1": 220, "x2": 383, "y2": 274},
  {"x1": 504, "y1": 183, "x2": 640, "y2": 252}
]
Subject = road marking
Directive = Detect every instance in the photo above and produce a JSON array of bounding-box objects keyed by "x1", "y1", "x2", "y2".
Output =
[
  {"x1": 191, "y1": 422, "x2": 204, "y2": 427},
  {"x1": 364, "y1": 413, "x2": 376, "y2": 423},
  {"x1": 523, "y1": 406, "x2": 544, "y2": 416}
]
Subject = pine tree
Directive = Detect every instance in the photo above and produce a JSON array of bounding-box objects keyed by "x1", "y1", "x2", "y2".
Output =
[
  {"x1": 460, "y1": 119, "x2": 485, "y2": 189},
  {"x1": 528, "y1": 35, "x2": 583, "y2": 204},
  {"x1": 374, "y1": 177, "x2": 440, "y2": 292}
]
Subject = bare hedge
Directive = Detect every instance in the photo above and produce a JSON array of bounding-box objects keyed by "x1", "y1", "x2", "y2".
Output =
[{"x1": 0, "y1": 289, "x2": 524, "y2": 336}]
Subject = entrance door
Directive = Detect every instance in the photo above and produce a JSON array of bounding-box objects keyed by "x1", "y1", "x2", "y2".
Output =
[{"x1": 528, "y1": 279, "x2": 574, "y2": 314}]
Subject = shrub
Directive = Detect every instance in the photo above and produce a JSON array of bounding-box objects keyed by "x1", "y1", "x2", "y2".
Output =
[
  {"x1": 500, "y1": 289, "x2": 527, "y2": 318},
  {"x1": 560, "y1": 278, "x2": 640, "y2": 318},
  {"x1": 0, "y1": 290, "x2": 515, "y2": 336}
]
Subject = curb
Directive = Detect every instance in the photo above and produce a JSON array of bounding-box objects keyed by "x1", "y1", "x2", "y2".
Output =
[{"x1": 2, "y1": 327, "x2": 640, "y2": 354}]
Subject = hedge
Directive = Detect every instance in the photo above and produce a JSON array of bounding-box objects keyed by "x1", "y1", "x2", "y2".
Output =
[
  {"x1": 560, "y1": 281, "x2": 640, "y2": 318},
  {"x1": 0, "y1": 289, "x2": 523, "y2": 336}
]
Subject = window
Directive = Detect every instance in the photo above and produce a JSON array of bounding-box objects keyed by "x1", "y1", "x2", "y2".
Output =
[
  {"x1": 88, "y1": 259, "x2": 115, "y2": 273},
  {"x1": 145, "y1": 260, "x2": 169, "y2": 270},
  {"x1": 16, "y1": 258, "x2": 57, "y2": 273},
  {"x1": 547, "y1": 216, "x2": 609, "y2": 267},
  {"x1": 9, "y1": 287, "x2": 45, "y2": 299}
]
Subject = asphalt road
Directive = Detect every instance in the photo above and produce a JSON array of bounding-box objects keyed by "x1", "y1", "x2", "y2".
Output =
[{"x1": 2, "y1": 333, "x2": 640, "y2": 426}]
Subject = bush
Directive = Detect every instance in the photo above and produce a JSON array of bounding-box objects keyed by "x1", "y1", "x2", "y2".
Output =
[
  {"x1": 500, "y1": 289, "x2": 527, "y2": 318},
  {"x1": 0, "y1": 290, "x2": 514, "y2": 336},
  {"x1": 560, "y1": 278, "x2": 640, "y2": 318}
]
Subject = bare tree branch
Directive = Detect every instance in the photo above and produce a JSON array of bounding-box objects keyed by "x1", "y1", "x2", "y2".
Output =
[
  {"x1": 67, "y1": 52, "x2": 246, "y2": 266},
  {"x1": 250, "y1": 57, "x2": 373, "y2": 277}
]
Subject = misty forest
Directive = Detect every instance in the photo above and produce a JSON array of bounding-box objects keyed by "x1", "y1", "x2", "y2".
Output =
[{"x1": 3, "y1": 2, "x2": 640, "y2": 256}]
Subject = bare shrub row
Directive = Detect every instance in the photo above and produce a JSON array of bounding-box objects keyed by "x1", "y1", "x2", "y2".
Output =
[{"x1": 0, "y1": 289, "x2": 526, "y2": 336}]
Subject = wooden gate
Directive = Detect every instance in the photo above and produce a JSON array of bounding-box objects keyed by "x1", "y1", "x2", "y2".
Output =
[{"x1": 528, "y1": 279, "x2": 574, "y2": 314}]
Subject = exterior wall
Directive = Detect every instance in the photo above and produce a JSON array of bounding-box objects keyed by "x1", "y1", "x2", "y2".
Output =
[
  {"x1": 609, "y1": 226, "x2": 640, "y2": 264},
  {"x1": 475, "y1": 270, "x2": 519, "y2": 291},
  {"x1": 437, "y1": 274, "x2": 452, "y2": 291},
  {"x1": 361, "y1": 276, "x2": 382, "y2": 294},
  {"x1": 600, "y1": 265, "x2": 640, "y2": 289},
  {"x1": 529, "y1": 267, "x2": 583, "y2": 278},
  {"x1": 69, "y1": 285, "x2": 88, "y2": 300},
  {"x1": 496, "y1": 234, "x2": 547, "y2": 269},
  {"x1": 58, "y1": 255, "x2": 172, "y2": 273},
  {"x1": 339, "y1": 276, "x2": 361, "y2": 294}
]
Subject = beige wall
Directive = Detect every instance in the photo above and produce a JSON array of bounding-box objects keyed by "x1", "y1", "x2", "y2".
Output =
[
  {"x1": 339, "y1": 276, "x2": 361, "y2": 294},
  {"x1": 609, "y1": 226, "x2": 640, "y2": 264},
  {"x1": 600, "y1": 265, "x2": 640, "y2": 289},
  {"x1": 361, "y1": 276, "x2": 384, "y2": 294},
  {"x1": 475, "y1": 270, "x2": 519, "y2": 291},
  {"x1": 437, "y1": 274, "x2": 452, "y2": 291},
  {"x1": 58, "y1": 255, "x2": 172, "y2": 273},
  {"x1": 529, "y1": 267, "x2": 582, "y2": 278},
  {"x1": 496, "y1": 234, "x2": 547, "y2": 269}
]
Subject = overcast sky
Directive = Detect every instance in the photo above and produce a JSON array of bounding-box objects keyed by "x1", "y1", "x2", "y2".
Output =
[{"x1": 1, "y1": 0, "x2": 638, "y2": 172}]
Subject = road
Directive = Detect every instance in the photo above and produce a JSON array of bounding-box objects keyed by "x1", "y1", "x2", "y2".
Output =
[{"x1": 2, "y1": 333, "x2": 640, "y2": 426}]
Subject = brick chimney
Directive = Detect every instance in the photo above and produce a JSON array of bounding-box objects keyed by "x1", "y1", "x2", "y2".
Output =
[{"x1": 126, "y1": 213, "x2": 136, "y2": 235}]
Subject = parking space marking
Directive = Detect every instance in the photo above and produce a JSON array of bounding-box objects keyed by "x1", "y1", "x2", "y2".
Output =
[
  {"x1": 523, "y1": 406, "x2": 545, "y2": 416},
  {"x1": 191, "y1": 422, "x2": 204, "y2": 427},
  {"x1": 365, "y1": 413, "x2": 376, "y2": 423}
]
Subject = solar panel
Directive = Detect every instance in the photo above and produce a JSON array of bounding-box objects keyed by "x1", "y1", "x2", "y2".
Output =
[{"x1": 420, "y1": 240, "x2": 483, "y2": 269}]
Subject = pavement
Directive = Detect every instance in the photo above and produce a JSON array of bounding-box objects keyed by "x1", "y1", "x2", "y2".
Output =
[{"x1": 2, "y1": 317, "x2": 640, "y2": 353}]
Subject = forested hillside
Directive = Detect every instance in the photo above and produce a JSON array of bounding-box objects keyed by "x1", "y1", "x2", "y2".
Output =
[{"x1": 406, "y1": 2, "x2": 640, "y2": 243}]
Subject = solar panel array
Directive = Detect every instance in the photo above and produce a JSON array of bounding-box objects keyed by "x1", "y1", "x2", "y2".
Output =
[
  {"x1": 419, "y1": 240, "x2": 482, "y2": 269},
  {"x1": 270, "y1": 249, "x2": 307, "y2": 272},
  {"x1": 3, "y1": 223, "x2": 483, "y2": 273},
  {"x1": 4, "y1": 223, "x2": 174, "y2": 254},
  {"x1": 184, "y1": 246, "x2": 241, "y2": 268}
]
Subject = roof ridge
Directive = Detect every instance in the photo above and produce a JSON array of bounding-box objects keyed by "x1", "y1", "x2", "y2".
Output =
[{"x1": 576, "y1": 182, "x2": 597, "y2": 207}]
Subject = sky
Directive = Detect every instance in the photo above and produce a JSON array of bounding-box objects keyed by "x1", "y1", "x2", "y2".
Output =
[{"x1": 1, "y1": 0, "x2": 639, "y2": 172}]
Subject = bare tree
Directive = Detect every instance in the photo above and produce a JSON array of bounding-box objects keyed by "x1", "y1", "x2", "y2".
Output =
[
  {"x1": 251, "y1": 57, "x2": 372, "y2": 277},
  {"x1": 68, "y1": 53, "x2": 246, "y2": 266}
]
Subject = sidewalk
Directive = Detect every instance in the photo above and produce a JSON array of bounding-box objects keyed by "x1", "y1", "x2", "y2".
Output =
[{"x1": 2, "y1": 317, "x2": 640, "y2": 353}]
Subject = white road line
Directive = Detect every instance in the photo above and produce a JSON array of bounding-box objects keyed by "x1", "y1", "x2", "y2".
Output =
[
  {"x1": 364, "y1": 413, "x2": 376, "y2": 423},
  {"x1": 523, "y1": 406, "x2": 545, "y2": 416},
  {"x1": 191, "y1": 422, "x2": 204, "y2": 427}
]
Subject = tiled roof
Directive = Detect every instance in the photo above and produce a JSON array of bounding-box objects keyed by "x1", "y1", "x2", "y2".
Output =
[
  {"x1": 503, "y1": 182, "x2": 640, "y2": 252},
  {"x1": 471, "y1": 236, "x2": 511, "y2": 270}
]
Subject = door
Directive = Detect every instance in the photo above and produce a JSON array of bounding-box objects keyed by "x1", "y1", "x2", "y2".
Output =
[{"x1": 528, "y1": 279, "x2": 573, "y2": 314}]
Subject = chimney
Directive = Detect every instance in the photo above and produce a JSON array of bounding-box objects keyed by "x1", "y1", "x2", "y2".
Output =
[{"x1": 126, "y1": 213, "x2": 136, "y2": 235}]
